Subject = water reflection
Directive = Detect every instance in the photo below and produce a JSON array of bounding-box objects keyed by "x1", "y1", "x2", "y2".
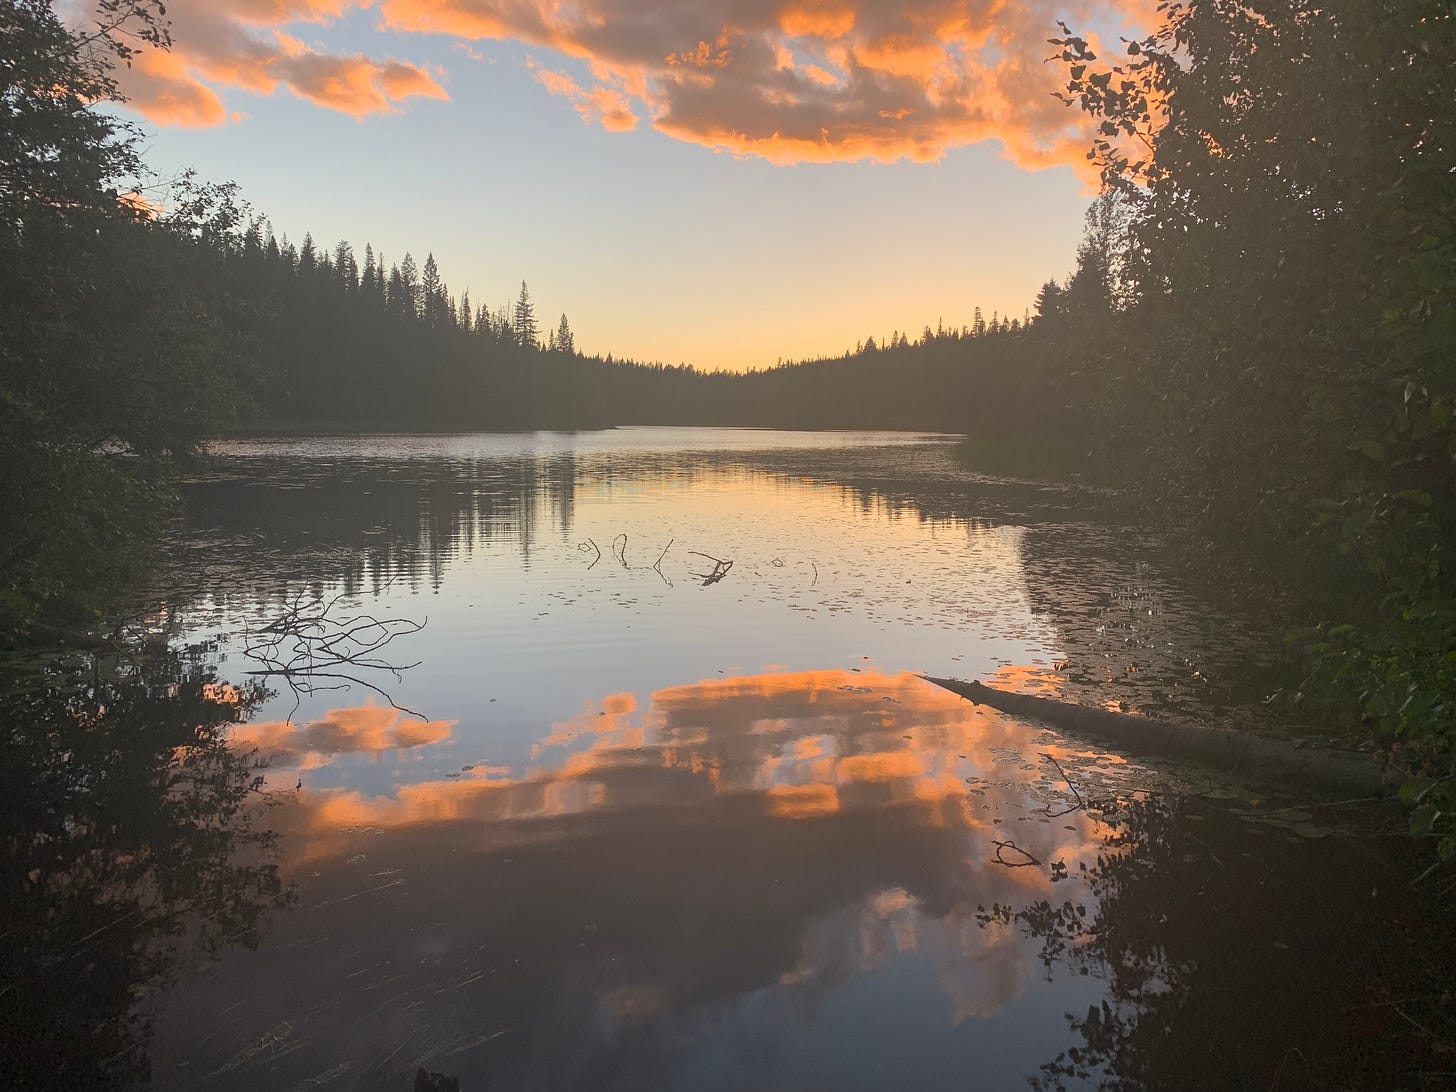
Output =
[
  {"x1": 984, "y1": 793, "x2": 1456, "y2": 1090},
  {"x1": 174, "y1": 428, "x2": 1270, "y2": 720},
  {"x1": 119, "y1": 429, "x2": 1434, "y2": 1090},
  {"x1": 149, "y1": 669, "x2": 1130, "y2": 1090},
  {"x1": 0, "y1": 650, "x2": 291, "y2": 1091},
  {"x1": 231, "y1": 702, "x2": 457, "y2": 771}
]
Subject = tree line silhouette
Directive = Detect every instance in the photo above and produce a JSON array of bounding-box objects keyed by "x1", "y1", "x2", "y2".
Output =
[{"x1": 126, "y1": 182, "x2": 1080, "y2": 436}]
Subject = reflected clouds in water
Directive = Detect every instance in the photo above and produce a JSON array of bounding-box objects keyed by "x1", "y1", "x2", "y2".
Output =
[{"x1": 155, "y1": 668, "x2": 1119, "y2": 1090}]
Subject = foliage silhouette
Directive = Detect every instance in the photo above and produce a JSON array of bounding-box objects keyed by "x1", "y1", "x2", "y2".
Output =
[
  {"x1": 977, "y1": 794, "x2": 1455, "y2": 1090},
  {"x1": 0, "y1": 644, "x2": 292, "y2": 1089}
]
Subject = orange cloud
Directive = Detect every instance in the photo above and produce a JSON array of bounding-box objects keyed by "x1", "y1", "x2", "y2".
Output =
[
  {"x1": 231, "y1": 700, "x2": 455, "y2": 767},
  {"x1": 373, "y1": 0, "x2": 1157, "y2": 168},
  {"x1": 125, "y1": 48, "x2": 229, "y2": 127},
  {"x1": 104, "y1": 0, "x2": 447, "y2": 125},
  {"x1": 779, "y1": 0, "x2": 857, "y2": 40},
  {"x1": 802, "y1": 63, "x2": 840, "y2": 87},
  {"x1": 532, "y1": 65, "x2": 639, "y2": 132},
  {"x1": 116, "y1": 0, "x2": 1155, "y2": 168}
]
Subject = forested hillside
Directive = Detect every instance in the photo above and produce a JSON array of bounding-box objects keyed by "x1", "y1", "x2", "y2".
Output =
[{"x1": 128, "y1": 199, "x2": 1081, "y2": 435}]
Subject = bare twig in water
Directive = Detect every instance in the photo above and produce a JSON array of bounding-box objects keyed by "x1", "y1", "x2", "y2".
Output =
[
  {"x1": 577, "y1": 539, "x2": 602, "y2": 570},
  {"x1": 687, "y1": 551, "x2": 734, "y2": 587},
  {"x1": 612, "y1": 533, "x2": 629, "y2": 569},
  {"x1": 811, "y1": 562, "x2": 818, "y2": 588},
  {"x1": 1270, "y1": 1046, "x2": 1307, "y2": 1092},
  {"x1": 242, "y1": 588, "x2": 427, "y2": 721},
  {"x1": 1040, "y1": 751, "x2": 1085, "y2": 817},
  {"x1": 991, "y1": 840, "x2": 1043, "y2": 868},
  {"x1": 652, "y1": 538, "x2": 674, "y2": 588},
  {"x1": 1410, "y1": 859, "x2": 1444, "y2": 889}
]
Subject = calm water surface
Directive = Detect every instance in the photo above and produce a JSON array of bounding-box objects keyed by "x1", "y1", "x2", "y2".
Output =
[{"x1": 12, "y1": 429, "x2": 1448, "y2": 1091}]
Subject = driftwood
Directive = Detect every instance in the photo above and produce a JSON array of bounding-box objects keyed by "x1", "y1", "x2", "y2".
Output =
[
  {"x1": 687, "y1": 551, "x2": 733, "y2": 587},
  {"x1": 923, "y1": 676, "x2": 1389, "y2": 796},
  {"x1": 244, "y1": 590, "x2": 426, "y2": 720}
]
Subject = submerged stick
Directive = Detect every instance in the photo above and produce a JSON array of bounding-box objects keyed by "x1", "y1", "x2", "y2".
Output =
[
  {"x1": 578, "y1": 539, "x2": 602, "y2": 570},
  {"x1": 991, "y1": 840, "x2": 1042, "y2": 868},
  {"x1": 687, "y1": 550, "x2": 734, "y2": 587},
  {"x1": 1040, "y1": 751, "x2": 1085, "y2": 817},
  {"x1": 652, "y1": 538, "x2": 674, "y2": 588}
]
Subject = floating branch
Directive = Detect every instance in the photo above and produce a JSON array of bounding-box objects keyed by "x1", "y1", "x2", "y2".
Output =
[
  {"x1": 687, "y1": 550, "x2": 734, "y2": 587},
  {"x1": 991, "y1": 840, "x2": 1043, "y2": 868},
  {"x1": 1040, "y1": 751, "x2": 1085, "y2": 817},
  {"x1": 652, "y1": 538, "x2": 674, "y2": 588},
  {"x1": 612, "y1": 533, "x2": 629, "y2": 569},
  {"x1": 811, "y1": 561, "x2": 819, "y2": 588},
  {"x1": 242, "y1": 588, "x2": 427, "y2": 721},
  {"x1": 577, "y1": 539, "x2": 602, "y2": 570}
]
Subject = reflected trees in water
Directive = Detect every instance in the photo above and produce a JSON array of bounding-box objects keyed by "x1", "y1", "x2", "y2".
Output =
[
  {"x1": 977, "y1": 794, "x2": 1456, "y2": 1090},
  {"x1": 0, "y1": 646, "x2": 293, "y2": 1089}
]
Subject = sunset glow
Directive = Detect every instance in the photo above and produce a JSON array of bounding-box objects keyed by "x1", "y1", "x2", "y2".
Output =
[{"x1": 103, "y1": 0, "x2": 1152, "y2": 369}]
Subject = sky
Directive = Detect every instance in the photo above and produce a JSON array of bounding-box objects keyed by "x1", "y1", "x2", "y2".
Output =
[{"x1": 103, "y1": 0, "x2": 1152, "y2": 371}]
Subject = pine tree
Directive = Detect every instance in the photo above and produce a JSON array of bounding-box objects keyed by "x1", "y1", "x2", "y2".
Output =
[
  {"x1": 1033, "y1": 279, "x2": 1065, "y2": 322},
  {"x1": 421, "y1": 252, "x2": 443, "y2": 326},
  {"x1": 554, "y1": 313, "x2": 574, "y2": 354},
  {"x1": 332, "y1": 240, "x2": 357, "y2": 291},
  {"x1": 298, "y1": 232, "x2": 317, "y2": 278},
  {"x1": 397, "y1": 252, "x2": 421, "y2": 318},
  {"x1": 512, "y1": 281, "x2": 538, "y2": 349},
  {"x1": 242, "y1": 218, "x2": 263, "y2": 258},
  {"x1": 362, "y1": 244, "x2": 378, "y2": 300},
  {"x1": 386, "y1": 263, "x2": 406, "y2": 317}
]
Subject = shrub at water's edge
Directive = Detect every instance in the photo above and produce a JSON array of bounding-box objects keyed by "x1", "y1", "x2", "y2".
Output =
[{"x1": 1044, "y1": 0, "x2": 1455, "y2": 856}]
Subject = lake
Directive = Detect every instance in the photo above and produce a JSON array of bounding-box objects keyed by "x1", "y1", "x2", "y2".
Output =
[{"x1": 7, "y1": 429, "x2": 1449, "y2": 1090}]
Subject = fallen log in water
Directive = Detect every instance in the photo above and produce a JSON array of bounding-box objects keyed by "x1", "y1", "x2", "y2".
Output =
[{"x1": 922, "y1": 676, "x2": 1390, "y2": 796}]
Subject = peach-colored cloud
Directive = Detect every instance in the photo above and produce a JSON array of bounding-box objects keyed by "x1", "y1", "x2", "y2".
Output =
[
  {"x1": 125, "y1": 48, "x2": 229, "y2": 127},
  {"x1": 802, "y1": 64, "x2": 840, "y2": 87},
  {"x1": 232, "y1": 700, "x2": 455, "y2": 767},
  {"x1": 99, "y1": 0, "x2": 447, "y2": 125},
  {"x1": 532, "y1": 64, "x2": 639, "y2": 132},
  {"x1": 115, "y1": 0, "x2": 1155, "y2": 168},
  {"x1": 779, "y1": 0, "x2": 857, "y2": 41},
  {"x1": 372, "y1": 0, "x2": 1157, "y2": 168}
]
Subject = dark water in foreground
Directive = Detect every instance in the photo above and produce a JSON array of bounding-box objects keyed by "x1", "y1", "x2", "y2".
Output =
[{"x1": 3, "y1": 429, "x2": 1451, "y2": 1090}]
